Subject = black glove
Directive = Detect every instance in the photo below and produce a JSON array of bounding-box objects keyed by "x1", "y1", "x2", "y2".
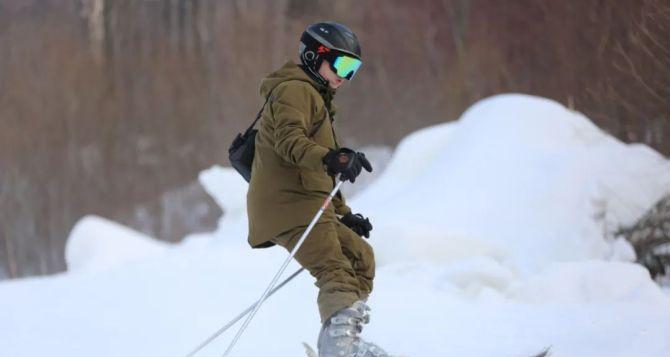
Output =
[
  {"x1": 340, "y1": 213, "x2": 373, "y2": 238},
  {"x1": 322, "y1": 148, "x2": 373, "y2": 183}
]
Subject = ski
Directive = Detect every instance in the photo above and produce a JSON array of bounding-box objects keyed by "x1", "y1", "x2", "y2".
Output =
[{"x1": 303, "y1": 342, "x2": 318, "y2": 357}]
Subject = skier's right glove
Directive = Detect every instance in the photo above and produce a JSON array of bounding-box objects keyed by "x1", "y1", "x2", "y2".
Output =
[{"x1": 322, "y1": 148, "x2": 373, "y2": 183}]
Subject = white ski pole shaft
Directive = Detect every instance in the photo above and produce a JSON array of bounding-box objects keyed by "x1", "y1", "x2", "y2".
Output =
[
  {"x1": 184, "y1": 267, "x2": 306, "y2": 357},
  {"x1": 221, "y1": 179, "x2": 345, "y2": 357}
]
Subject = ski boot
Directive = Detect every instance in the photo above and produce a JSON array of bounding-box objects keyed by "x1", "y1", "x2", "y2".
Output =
[{"x1": 317, "y1": 300, "x2": 391, "y2": 357}]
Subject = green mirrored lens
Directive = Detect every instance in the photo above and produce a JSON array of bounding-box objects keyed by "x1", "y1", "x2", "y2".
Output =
[{"x1": 333, "y1": 55, "x2": 362, "y2": 79}]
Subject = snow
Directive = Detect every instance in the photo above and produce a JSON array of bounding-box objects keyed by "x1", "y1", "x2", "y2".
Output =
[
  {"x1": 65, "y1": 216, "x2": 170, "y2": 273},
  {"x1": 354, "y1": 95, "x2": 670, "y2": 272},
  {"x1": 2, "y1": 94, "x2": 670, "y2": 357}
]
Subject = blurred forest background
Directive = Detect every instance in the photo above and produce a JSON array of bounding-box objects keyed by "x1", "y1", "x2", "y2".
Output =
[{"x1": 1, "y1": 0, "x2": 668, "y2": 279}]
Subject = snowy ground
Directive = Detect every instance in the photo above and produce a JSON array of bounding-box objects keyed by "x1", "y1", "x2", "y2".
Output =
[{"x1": 2, "y1": 94, "x2": 670, "y2": 357}]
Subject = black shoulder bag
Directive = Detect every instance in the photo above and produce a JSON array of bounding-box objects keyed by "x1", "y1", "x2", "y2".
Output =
[{"x1": 228, "y1": 95, "x2": 271, "y2": 182}]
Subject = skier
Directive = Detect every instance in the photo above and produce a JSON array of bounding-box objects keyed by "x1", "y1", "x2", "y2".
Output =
[{"x1": 246, "y1": 22, "x2": 394, "y2": 357}]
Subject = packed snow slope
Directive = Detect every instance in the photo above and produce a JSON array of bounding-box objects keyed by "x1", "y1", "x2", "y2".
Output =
[{"x1": 2, "y1": 94, "x2": 670, "y2": 357}]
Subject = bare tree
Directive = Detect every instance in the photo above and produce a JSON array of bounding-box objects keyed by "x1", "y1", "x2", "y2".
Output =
[
  {"x1": 1, "y1": 0, "x2": 669, "y2": 279},
  {"x1": 619, "y1": 194, "x2": 670, "y2": 279}
]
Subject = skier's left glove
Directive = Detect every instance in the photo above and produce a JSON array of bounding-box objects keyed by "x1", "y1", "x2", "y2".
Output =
[{"x1": 340, "y1": 213, "x2": 373, "y2": 238}]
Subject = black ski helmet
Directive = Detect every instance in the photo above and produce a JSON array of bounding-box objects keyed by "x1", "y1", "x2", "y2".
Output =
[{"x1": 299, "y1": 22, "x2": 362, "y2": 86}]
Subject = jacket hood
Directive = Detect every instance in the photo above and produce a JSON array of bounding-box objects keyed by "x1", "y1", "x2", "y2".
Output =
[{"x1": 260, "y1": 60, "x2": 336, "y2": 101}]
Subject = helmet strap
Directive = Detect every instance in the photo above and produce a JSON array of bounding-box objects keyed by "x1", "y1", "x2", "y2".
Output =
[
  {"x1": 299, "y1": 41, "x2": 330, "y2": 88},
  {"x1": 299, "y1": 61, "x2": 329, "y2": 88}
]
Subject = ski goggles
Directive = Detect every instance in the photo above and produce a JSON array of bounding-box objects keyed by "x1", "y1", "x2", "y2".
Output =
[{"x1": 328, "y1": 54, "x2": 362, "y2": 80}]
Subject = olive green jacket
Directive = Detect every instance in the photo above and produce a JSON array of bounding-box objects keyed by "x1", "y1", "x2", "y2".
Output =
[{"x1": 247, "y1": 60, "x2": 352, "y2": 248}]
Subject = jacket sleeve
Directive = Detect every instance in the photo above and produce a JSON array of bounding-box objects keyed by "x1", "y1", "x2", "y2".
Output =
[
  {"x1": 270, "y1": 82, "x2": 330, "y2": 171},
  {"x1": 333, "y1": 191, "x2": 352, "y2": 216}
]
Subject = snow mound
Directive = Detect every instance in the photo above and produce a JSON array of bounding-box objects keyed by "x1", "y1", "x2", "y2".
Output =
[
  {"x1": 353, "y1": 94, "x2": 670, "y2": 273},
  {"x1": 65, "y1": 215, "x2": 169, "y2": 273},
  {"x1": 199, "y1": 165, "x2": 248, "y2": 220},
  {"x1": 193, "y1": 165, "x2": 250, "y2": 243}
]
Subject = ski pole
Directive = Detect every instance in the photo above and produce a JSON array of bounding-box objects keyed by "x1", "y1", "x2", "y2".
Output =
[
  {"x1": 221, "y1": 179, "x2": 346, "y2": 357},
  {"x1": 184, "y1": 267, "x2": 306, "y2": 357}
]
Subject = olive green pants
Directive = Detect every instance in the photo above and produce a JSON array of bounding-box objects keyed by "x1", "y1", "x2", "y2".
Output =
[{"x1": 273, "y1": 221, "x2": 375, "y2": 323}]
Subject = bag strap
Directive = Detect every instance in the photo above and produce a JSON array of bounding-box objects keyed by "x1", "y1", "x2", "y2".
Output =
[{"x1": 243, "y1": 94, "x2": 272, "y2": 136}]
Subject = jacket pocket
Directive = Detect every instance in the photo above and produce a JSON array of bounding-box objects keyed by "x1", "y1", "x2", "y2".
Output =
[{"x1": 299, "y1": 170, "x2": 333, "y2": 194}]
